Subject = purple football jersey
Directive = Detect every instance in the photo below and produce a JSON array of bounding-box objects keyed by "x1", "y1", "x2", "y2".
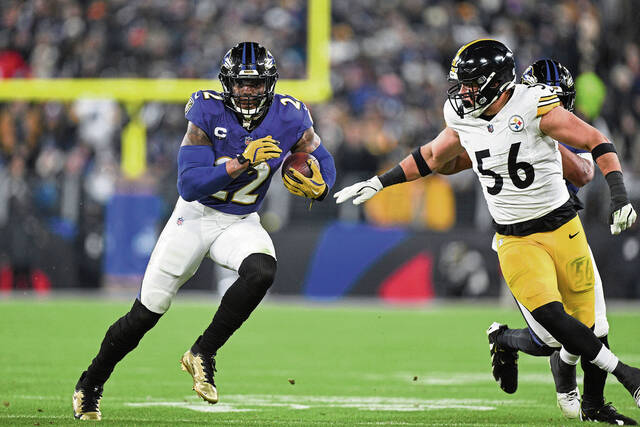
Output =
[{"x1": 184, "y1": 90, "x2": 313, "y2": 214}]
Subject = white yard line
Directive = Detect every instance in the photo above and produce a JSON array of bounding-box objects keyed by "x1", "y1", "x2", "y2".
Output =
[{"x1": 125, "y1": 394, "x2": 533, "y2": 413}]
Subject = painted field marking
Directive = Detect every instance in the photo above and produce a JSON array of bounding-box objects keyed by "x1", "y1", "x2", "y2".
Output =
[
  {"x1": 126, "y1": 395, "x2": 532, "y2": 413},
  {"x1": 359, "y1": 372, "x2": 565, "y2": 385}
]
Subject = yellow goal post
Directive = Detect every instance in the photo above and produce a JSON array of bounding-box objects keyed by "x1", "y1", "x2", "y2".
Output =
[{"x1": 0, "y1": 0, "x2": 332, "y2": 178}]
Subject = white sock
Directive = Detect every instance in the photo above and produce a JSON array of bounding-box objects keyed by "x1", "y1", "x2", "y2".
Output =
[
  {"x1": 560, "y1": 347, "x2": 579, "y2": 365},
  {"x1": 591, "y1": 345, "x2": 619, "y2": 373}
]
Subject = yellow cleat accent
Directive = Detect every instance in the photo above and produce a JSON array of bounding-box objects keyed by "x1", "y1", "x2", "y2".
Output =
[
  {"x1": 72, "y1": 389, "x2": 102, "y2": 420},
  {"x1": 180, "y1": 350, "x2": 218, "y2": 404}
]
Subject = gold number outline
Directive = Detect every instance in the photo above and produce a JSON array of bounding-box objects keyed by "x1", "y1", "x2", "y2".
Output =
[
  {"x1": 211, "y1": 157, "x2": 270, "y2": 205},
  {"x1": 280, "y1": 96, "x2": 301, "y2": 110}
]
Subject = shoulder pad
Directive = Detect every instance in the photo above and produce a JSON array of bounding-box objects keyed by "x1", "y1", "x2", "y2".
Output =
[
  {"x1": 185, "y1": 90, "x2": 226, "y2": 138},
  {"x1": 273, "y1": 94, "x2": 311, "y2": 122},
  {"x1": 186, "y1": 90, "x2": 225, "y2": 116}
]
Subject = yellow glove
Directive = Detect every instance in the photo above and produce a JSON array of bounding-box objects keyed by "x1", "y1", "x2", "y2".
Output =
[
  {"x1": 237, "y1": 135, "x2": 282, "y2": 166},
  {"x1": 283, "y1": 159, "x2": 327, "y2": 199}
]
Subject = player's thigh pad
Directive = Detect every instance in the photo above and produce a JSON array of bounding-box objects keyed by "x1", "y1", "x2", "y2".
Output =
[
  {"x1": 141, "y1": 199, "x2": 210, "y2": 313},
  {"x1": 209, "y1": 212, "x2": 276, "y2": 271},
  {"x1": 496, "y1": 233, "x2": 561, "y2": 312},
  {"x1": 549, "y1": 216, "x2": 595, "y2": 328}
]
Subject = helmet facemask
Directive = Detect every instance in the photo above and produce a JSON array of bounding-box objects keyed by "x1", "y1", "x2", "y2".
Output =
[
  {"x1": 220, "y1": 74, "x2": 277, "y2": 119},
  {"x1": 218, "y1": 42, "x2": 279, "y2": 129},
  {"x1": 448, "y1": 68, "x2": 515, "y2": 118}
]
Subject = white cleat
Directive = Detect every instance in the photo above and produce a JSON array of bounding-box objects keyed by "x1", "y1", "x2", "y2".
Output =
[{"x1": 556, "y1": 386, "x2": 580, "y2": 419}]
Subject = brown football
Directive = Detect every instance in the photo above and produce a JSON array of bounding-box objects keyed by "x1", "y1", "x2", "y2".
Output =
[{"x1": 281, "y1": 152, "x2": 318, "y2": 180}]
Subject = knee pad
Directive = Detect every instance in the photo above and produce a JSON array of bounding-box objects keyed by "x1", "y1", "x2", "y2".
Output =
[
  {"x1": 238, "y1": 253, "x2": 277, "y2": 294},
  {"x1": 140, "y1": 289, "x2": 173, "y2": 314}
]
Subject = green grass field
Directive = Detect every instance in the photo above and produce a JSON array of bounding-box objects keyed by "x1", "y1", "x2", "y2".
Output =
[{"x1": 1, "y1": 297, "x2": 639, "y2": 426}]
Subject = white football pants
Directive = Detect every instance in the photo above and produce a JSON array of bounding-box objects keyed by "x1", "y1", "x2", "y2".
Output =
[{"x1": 140, "y1": 198, "x2": 276, "y2": 314}]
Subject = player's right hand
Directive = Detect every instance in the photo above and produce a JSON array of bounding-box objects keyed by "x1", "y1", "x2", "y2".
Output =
[
  {"x1": 238, "y1": 135, "x2": 282, "y2": 166},
  {"x1": 334, "y1": 176, "x2": 383, "y2": 205},
  {"x1": 610, "y1": 202, "x2": 637, "y2": 235}
]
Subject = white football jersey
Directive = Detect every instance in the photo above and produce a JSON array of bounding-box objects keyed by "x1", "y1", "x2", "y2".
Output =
[{"x1": 444, "y1": 83, "x2": 570, "y2": 224}]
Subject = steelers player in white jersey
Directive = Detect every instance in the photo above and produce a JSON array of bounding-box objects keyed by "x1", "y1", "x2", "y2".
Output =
[
  {"x1": 436, "y1": 58, "x2": 635, "y2": 425},
  {"x1": 335, "y1": 39, "x2": 640, "y2": 417}
]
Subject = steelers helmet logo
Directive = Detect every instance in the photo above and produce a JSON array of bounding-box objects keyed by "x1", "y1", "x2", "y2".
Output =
[{"x1": 508, "y1": 115, "x2": 524, "y2": 132}]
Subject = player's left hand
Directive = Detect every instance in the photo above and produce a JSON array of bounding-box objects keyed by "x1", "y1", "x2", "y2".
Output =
[
  {"x1": 610, "y1": 202, "x2": 637, "y2": 235},
  {"x1": 283, "y1": 160, "x2": 327, "y2": 199}
]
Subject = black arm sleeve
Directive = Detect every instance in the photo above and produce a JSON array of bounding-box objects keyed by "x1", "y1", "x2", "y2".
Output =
[{"x1": 378, "y1": 165, "x2": 407, "y2": 188}]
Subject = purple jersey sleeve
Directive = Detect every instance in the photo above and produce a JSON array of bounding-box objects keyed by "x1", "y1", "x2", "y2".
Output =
[
  {"x1": 296, "y1": 102, "x2": 314, "y2": 141},
  {"x1": 184, "y1": 91, "x2": 212, "y2": 140},
  {"x1": 559, "y1": 141, "x2": 588, "y2": 155}
]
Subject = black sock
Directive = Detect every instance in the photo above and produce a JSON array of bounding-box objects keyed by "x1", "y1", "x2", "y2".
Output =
[
  {"x1": 194, "y1": 254, "x2": 276, "y2": 356},
  {"x1": 530, "y1": 302, "x2": 602, "y2": 359},
  {"x1": 581, "y1": 335, "x2": 608, "y2": 409},
  {"x1": 498, "y1": 327, "x2": 555, "y2": 356},
  {"x1": 84, "y1": 299, "x2": 162, "y2": 386},
  {"x1": 612, "y1": 361, "x2": 633, "y2": 382}
]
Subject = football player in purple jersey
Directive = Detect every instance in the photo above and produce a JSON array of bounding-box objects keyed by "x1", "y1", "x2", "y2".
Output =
[{"x1": 72, "y1": 42, "x2": 336, "y2": 420}]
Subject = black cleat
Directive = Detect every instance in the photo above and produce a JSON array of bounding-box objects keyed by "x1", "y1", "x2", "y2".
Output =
[
  {"x1": 581, "y1": 402, "x2": 638, "y2": 425},
  {"x1": 615, "y1": 362, "x2": 640, "y2": 408},
  {"x1": 549, "y1": 350, "x2": 580, "y2": 418},
  {"x1": 72, "y1": 371, "x2": 103, "y2": 420},
  {"x1": 487, "y1": 322, "x2": 518, "y2": 394}
]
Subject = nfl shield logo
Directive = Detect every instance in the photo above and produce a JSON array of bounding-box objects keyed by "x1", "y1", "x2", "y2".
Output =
[
  {"x1": 176, "y1": 217, "x2": 184, "y2": 226},
  {"x1": 487, "y1": 124, "x2": 494, "y2": 133},
  {"x1": 244, "y1": 136, "x2": 253, "y2": 145}
]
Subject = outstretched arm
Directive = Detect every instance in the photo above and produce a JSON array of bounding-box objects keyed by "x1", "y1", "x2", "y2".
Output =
[
  {"x1": 437, "y1": 150, "x2": 472, "y2": 175},
  {"x1": 334, "y1": 127, "x2": 464, "y2": 205}
]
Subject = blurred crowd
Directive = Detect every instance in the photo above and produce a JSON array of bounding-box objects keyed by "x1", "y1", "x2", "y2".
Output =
[{"x1": 1, "y1": 0, "x2": 639, "y2": 288}]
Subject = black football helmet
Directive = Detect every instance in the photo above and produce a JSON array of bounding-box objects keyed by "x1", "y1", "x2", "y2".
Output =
[
  {"x1": 447, "y1": 39, "x2": 516, "y2": 118},
  {"x1": 521, "y1": 59, "x2": 575, "y2": 111},
  {"x1": 219, "y1": 42, "x2": 279, "y2": 124}
]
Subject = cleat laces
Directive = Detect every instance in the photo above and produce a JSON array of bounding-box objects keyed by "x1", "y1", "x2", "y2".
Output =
[
  {"x1": 201, "y1": 355, "x2": 217, "y2": 386},
  {"x1": 82, "y1": 385, "x2": 103, "y2": 413}
]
